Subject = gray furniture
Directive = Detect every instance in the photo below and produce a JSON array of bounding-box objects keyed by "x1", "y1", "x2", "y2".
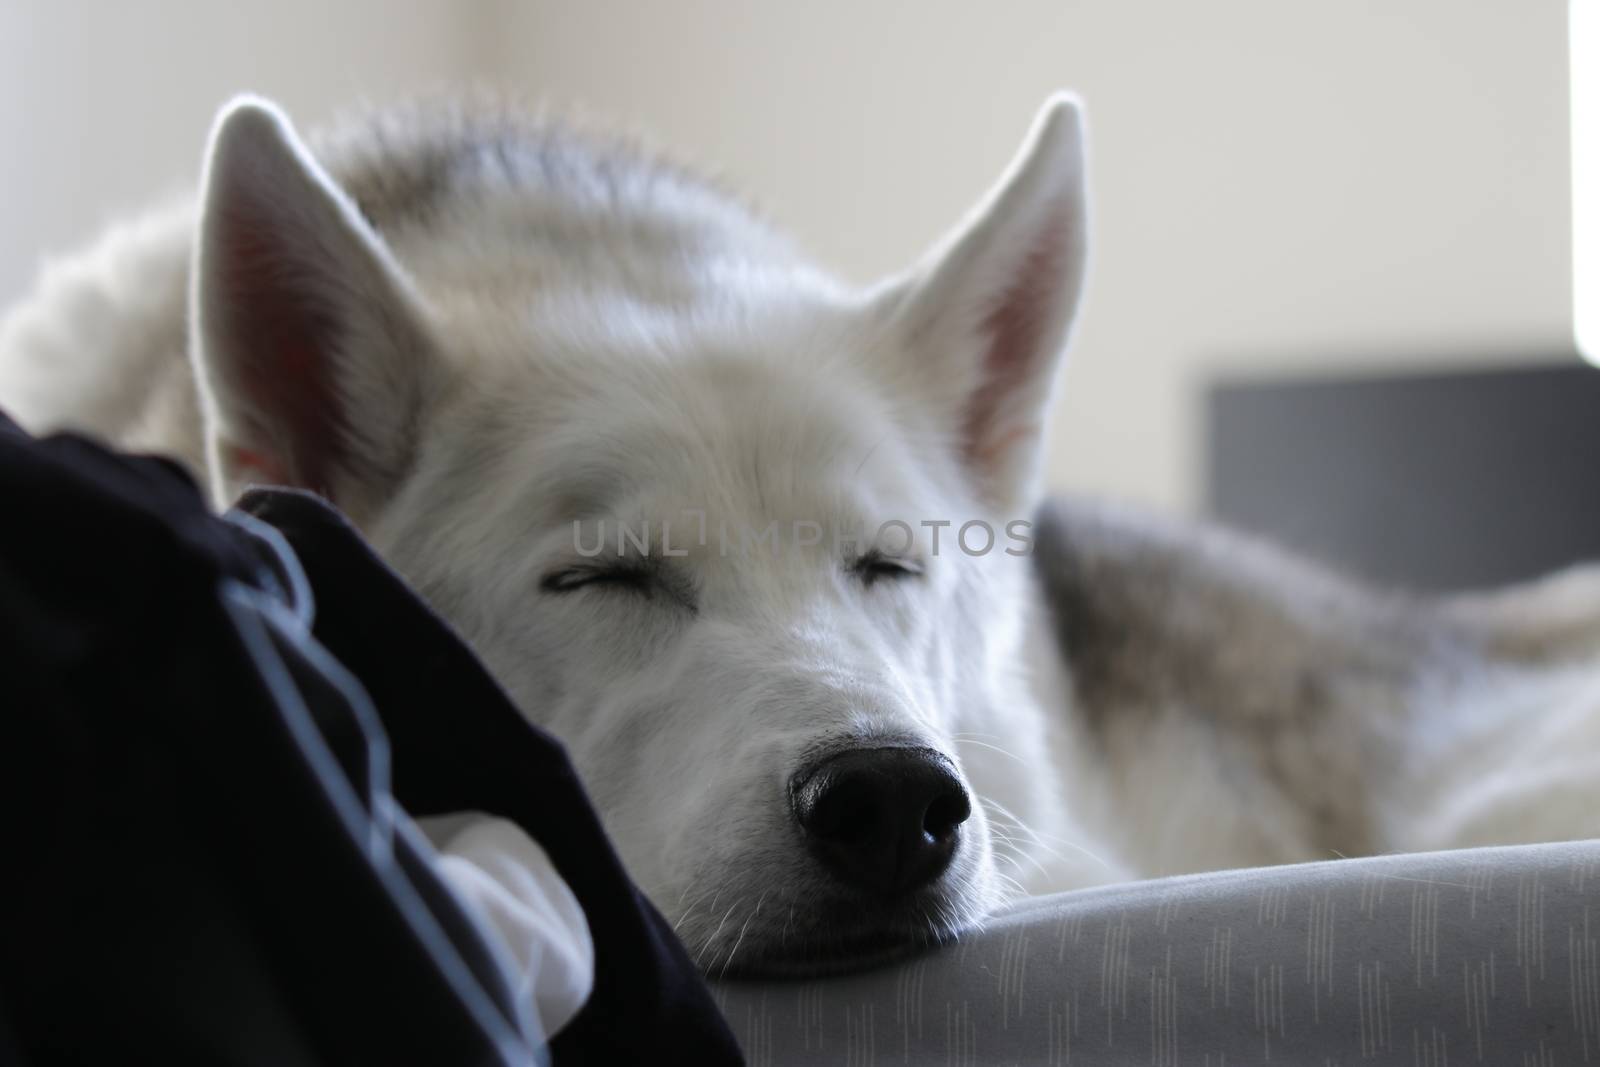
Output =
[
  {"x1": 1207, "y1": 362, "x2": 1600, "y2": 590},
  {"x1": 715, "y1": 839, "x2": 1600, "y2": 1065}
]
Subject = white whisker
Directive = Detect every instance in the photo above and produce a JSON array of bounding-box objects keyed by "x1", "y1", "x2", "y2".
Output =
[
  {"x1": 951, "y1": 736, "x2": 1029, "y2": 764},
  {"x1": 695, "y1": 899, "x2": 742, "y2": 968},
  {"x1": 719, "y1": 890, "x2": 768, "y2": 979},
  {"x1": 980, "y1": 795, "x2": 1118, "y2": 874}
]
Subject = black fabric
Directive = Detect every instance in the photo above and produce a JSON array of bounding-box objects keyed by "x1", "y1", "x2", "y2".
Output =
[
  {"x1": 0, "y1": 410, "x2": 741, "y2": 1066},
  {"x1": 236, "y1": 490, "x2": 744, "y2": 1066}
]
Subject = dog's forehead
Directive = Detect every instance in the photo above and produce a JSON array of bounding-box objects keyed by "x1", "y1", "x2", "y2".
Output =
[{"x1": 528, "y1": 355, "x2": 936, "y2": 523}]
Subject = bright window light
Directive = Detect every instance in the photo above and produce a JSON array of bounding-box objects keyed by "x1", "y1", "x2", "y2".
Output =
[{"x1": 1576, "y1": 0, "x2": 1600, "y2": 366}]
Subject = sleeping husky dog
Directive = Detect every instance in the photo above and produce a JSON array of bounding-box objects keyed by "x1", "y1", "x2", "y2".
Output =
[{"x1": 2, "y1": 93, "x2": 1598, "y2": 975}]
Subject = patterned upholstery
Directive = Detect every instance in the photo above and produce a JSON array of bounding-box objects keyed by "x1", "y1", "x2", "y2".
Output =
[{"x1": 715, "y1": 840, "x2": 1600, "y2": 1065}]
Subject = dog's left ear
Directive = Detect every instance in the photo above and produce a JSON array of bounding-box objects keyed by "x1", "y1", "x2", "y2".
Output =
[{"x1": 873, "y1": 94, "x2": 1088, "y2": 512}]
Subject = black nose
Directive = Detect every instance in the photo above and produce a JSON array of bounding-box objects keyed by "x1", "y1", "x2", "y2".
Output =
[{"x1": 790, "y1": 747, "x2": 971, "y2": 897}]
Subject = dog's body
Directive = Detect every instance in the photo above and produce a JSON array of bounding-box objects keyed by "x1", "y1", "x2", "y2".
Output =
[{"x1": 3, "y1": 94, "x2": 1598, "y2": 974}]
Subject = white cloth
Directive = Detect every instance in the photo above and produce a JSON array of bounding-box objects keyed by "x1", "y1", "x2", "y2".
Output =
[{"x1": 429, "y1": 815, "x2": 595, "y2": 1041}]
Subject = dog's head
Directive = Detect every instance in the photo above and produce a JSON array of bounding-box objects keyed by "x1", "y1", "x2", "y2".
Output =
[{"x1": 189, "y1": 95, "x2": 1088, "y2": 973}]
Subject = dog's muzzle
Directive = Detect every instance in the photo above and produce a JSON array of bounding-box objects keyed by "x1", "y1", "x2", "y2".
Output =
[{"x1": 789, "y1": 746, "x2": 971, "y2": 898}]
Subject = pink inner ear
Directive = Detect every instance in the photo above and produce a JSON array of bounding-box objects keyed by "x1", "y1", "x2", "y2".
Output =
[
  {"x1": 961, "y1": 210, "x2": 1073, "y2": 472},
  {"x1": 217, "y1": 219, "x2": 345, "y2": 494},
  {"x1": 229, "y1": 445, "x2": 288, "y2": 486}
]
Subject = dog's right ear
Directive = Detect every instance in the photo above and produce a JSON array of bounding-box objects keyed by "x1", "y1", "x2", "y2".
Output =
[{"x1": 192, "y1": 96, "x2": 438, "y2": 516}]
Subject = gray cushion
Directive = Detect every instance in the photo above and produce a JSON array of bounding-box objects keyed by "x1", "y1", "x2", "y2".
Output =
[{"x1": 714, "y1": 839, "x2": 1600, "y2": 1064}]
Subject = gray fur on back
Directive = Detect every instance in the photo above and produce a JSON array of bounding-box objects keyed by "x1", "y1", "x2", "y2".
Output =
[{"x1": 1030, "y1": 496, "x2": 1600, "y2": 865}]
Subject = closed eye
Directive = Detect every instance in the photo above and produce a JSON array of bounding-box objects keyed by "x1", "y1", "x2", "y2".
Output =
[
  {"x1": 540, "y1": 563, "x2": 698, "y2": 612},
  {"x1": 852, "y1": 550, "x2": 926, "y2": 587},
  {"x1": 541, "y1": 566, "x2": 654, "y2": 596}
]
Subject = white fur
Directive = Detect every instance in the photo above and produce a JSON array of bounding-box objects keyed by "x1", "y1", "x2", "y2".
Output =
[{"x1": 2, "y1": 93, "x2": 1596, "y2": 975}]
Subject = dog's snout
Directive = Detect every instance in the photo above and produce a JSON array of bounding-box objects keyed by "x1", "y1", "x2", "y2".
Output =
[{"x1": 790, "y1": 747, "x2": 971, "y2": 897}]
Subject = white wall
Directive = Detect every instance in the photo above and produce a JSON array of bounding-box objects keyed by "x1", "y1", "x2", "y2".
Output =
[
  {"x1": 0, "y1": 1, "x2": 484, "y2": 300},
  {"x1": 0, "y1": 2, "x2": 1575, "y2": 511}
]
